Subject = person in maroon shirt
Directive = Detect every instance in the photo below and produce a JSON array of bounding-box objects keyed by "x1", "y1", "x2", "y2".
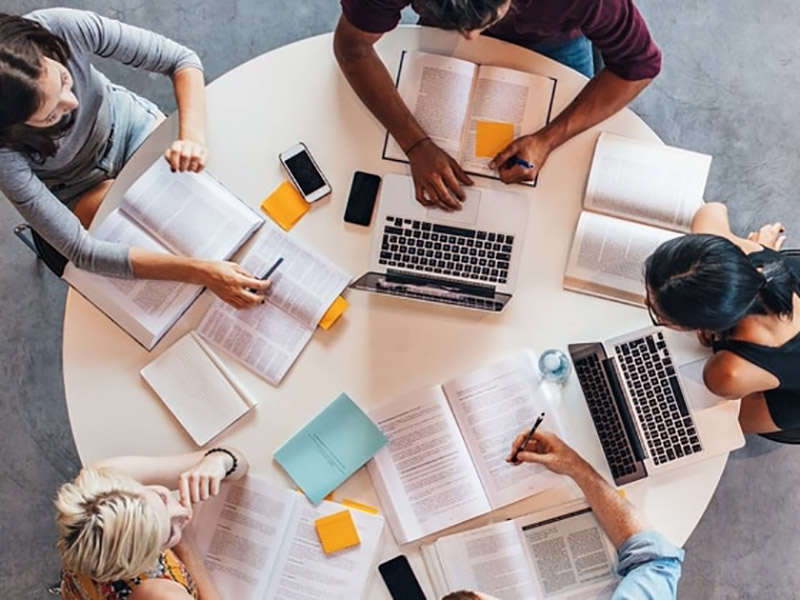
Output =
[{"x1": 334, "y1": 0, "x2": 661, "y2": 210}]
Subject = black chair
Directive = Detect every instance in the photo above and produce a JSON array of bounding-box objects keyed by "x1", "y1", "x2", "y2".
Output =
[{"x1": 14, "y1": 223, "x2": 68, "y2": 276}]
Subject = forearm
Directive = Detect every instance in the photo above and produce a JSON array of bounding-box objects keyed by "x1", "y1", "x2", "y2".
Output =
[
  {"x1": 570, "y1": 462, "x2": 643, "y2": 548},
  {"x1": 538, "y1": 69, "x2": 651, "y2": 151},
  {"x1": 129, "y1": 247, "x2": 209, "y2": 284},
  {"x1": 173, "y1": 539, "x2": 222, "y2": 600},
  {"x1": 334, "y1": 23, "x2": 425, "y2": 150},
  {"x1": 173, "y1": 67, "x2": 207, "y2": 144}
]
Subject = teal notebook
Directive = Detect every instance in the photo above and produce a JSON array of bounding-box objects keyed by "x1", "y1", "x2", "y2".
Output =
[{"x1": 274, "y1": 393, "x2": 388, "y2": 504}]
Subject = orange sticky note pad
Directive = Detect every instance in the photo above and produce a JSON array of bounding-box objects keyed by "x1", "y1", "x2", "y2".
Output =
[
  {"x1": 475, "y1": 121, "x2": 515, "y2": 158},
  {"x1": 319, "y1": 296, "x2": 349, "y2": 330},
  {"x1": 261, "y1": 180, "x2": 309, "y2": 231},
  {"x1": 315, "y1": 510, "x2": 360, "y2": 554}
]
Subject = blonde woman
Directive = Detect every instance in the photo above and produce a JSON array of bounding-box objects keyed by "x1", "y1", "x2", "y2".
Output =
[{"x1": 55, "y1": 447, "x2": 248, "y2": 599}]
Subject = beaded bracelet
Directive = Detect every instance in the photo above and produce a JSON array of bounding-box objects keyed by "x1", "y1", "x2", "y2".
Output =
[{"x1": 204, "y1": 447, "x2": 238, "y2": 477}]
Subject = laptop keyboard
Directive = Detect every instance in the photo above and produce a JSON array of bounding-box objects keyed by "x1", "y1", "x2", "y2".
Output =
[
  {"x1": 574, "y1": 354, "x2": 641, "y2": 481},
  {"x1": 614, "y1": 332, "x2": 702, "y2": 466},
  {"x1": 378, "y1": 216, "x2": 514, "y2": 284}
]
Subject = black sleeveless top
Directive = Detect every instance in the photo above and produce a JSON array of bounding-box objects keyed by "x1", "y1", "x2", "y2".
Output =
[{"x1": 711, "y1": 248, "x2": 800, "y2": 429}]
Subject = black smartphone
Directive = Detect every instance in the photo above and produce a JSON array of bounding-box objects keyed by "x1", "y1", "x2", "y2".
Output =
[
  {"x1": 378, "y1": 555, "x2": 427, "y2": 600},
  {"x1": 344, "y1": 171, "x2": 381, "y2": 226}
]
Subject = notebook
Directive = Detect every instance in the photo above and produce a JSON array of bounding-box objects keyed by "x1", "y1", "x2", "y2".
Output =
[
  {"x1": 63, "y1": 158, "x2": 263, "y2": 349},
  {"x1": 140, "y1": 331, "x2": 257, "y2": 445},
  {"x1": 190, "y1": 476, "x2": 384, "y2": 600},
  {"x1": 274, "y1": 393, "x2": 388, "y2": 504},
  {"x1": 367, "y1": 352, "x2": 567, "y2": 544}
]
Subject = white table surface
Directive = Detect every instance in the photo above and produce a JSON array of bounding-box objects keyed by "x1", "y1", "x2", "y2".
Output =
[{"x1": 62, "y1": 26, "x2": 727, "y2": 599}]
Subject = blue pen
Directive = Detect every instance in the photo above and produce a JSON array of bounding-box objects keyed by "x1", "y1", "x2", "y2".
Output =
[{"x1": 505, "y1": 156, "x2": 535, "y2": 170}]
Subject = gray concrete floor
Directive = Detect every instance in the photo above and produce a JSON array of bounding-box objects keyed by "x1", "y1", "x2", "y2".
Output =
[{"x1": 0, "y1": 1, "x2": 796, "y2": 598}]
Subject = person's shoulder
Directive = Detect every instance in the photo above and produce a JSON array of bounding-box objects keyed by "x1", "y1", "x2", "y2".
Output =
[
  {"x1": 129, "y1": 577, "x2": 194, "y2": 600},
  {"x1": 704, "y1": 349, "x2": 773, "y2": 398}
]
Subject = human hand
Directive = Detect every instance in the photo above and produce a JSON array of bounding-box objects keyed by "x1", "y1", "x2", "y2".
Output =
[
  {"x1": 490, "y1": 132, "x2": 554, "y2": 184},
  {"x1": 178, "y1": 452, "x2": 230, "y2": 507},
  {"x1": 506, "y1": 430, "x2": 589, "y2": 476},
  {"x1": 201, "y1": 261, "x2": 270, "y2": 308},
  {"x1": 407, "y1": 139, "x2": 473, "y2": 211},
  {"x1": 165, "y1": 138, "x2": 208, "y2": 173},
  {"x1": 747, "y1": 222, "x2": 786, "y2": 251}
]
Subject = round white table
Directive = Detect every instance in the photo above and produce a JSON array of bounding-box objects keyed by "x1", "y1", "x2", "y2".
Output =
[{"x1": 63, "y1": 26, "x2": 727, "y2": 598}]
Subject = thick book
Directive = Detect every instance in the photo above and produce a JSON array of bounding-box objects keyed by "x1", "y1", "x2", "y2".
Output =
[
  {"x1": 422, "y1": 500, "x2": 619, "y2": 600},
  {"x1": 140, "y1": 331, "x2": 258, "y2": 445},
  {"x1": 563, "y1": 132, "x2": 712, "y2": 306},
  {"x1": 367, "y1": 352, "x2": 567, "y2": 544},
  {"x1": 63, "y1": 159, "x2": 263, "y2": 350},
  {"x1": 190, "y1": 476, "x2": 385, "y2": 600},
  {"x1": 383, "y1": 50, "x2": 556, "y2": 182},
  {"x1": 196, "y1": 224, "x2": 351, "y2": 385}
]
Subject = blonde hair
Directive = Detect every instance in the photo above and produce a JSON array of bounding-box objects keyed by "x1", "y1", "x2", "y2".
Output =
[{"x1": 55, "y1": 467, "x2": 163, "y2": 581}]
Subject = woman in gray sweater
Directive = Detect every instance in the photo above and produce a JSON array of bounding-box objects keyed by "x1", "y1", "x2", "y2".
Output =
[{"x1": 0, "y1": 9, "x2": 267, "y2": 307}]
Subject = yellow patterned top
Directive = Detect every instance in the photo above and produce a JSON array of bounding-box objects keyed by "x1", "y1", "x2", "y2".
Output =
[{"x1": 60, "y1": 549, "x2": 198, "y2": 599}]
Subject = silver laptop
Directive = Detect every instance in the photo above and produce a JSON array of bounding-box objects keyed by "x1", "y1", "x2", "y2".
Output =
[
  {"x1": 569, "y1": 326, "x2": 745, "y2": 486},
  {"x1": 351, "y1": 174, "x2": 530, "y2": 312}
]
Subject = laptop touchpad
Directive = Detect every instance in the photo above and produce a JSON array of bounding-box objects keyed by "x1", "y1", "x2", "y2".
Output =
[
  {"x1": 679, "y1": 358, "x2": 723, "y2": 411},
  {"x1": 426, "y1": 188, "x2": 481, "y2": 225}
]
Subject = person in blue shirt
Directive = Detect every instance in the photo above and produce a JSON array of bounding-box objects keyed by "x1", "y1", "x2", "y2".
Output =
[{"x1": 442, "y1": 431, "x2": 684, "y2": 600}]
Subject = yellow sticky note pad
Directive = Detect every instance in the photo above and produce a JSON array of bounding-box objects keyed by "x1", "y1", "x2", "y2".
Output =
[
  {"x1": 261, "y1": 180, "x2": 309, "y2": 231},
  {"x1": 341, "y1": 499, "x2": 379, "y2": 515},
  {"x1": 475, "y1": 121, "x2": 515, "y2": 158},
  {"x1": 315, "y1": 510, "x2": 360, "y2": 554},
  {"x1": 319, "y1": 296, "x2": 349, "y2": 330}
]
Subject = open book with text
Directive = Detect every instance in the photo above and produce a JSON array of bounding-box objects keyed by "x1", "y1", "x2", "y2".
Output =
[
  {"x1": 422, "y1": 500, "x2": 619, "y2": 600},
  {"x1": 564, "y1": 133, "x2": 711, "y2": 306},
  {"x1": 191, "y1": 476, "x2": 384, "y2": 600},
  {"x1": 367, "y1": 352, "x2": 566, "y2": 544},
  {"x1": 384, "y1": 50, "x2": 556, "y2": 181},
  {"x1": 63, "y1": 159, "x2": 263, "y2": 349}
]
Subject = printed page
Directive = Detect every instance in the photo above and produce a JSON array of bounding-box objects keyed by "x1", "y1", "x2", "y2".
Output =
[
  {"x1": 197, "y1": 298, "x2": 313, "y2": 385},
  {"x1": 140, "y1": 332, "x2": 254, "y2": 445},
  {"x1": 460, "y1": 65, "x2": 554, "y2": 177},
  {"x1": 518, "y1": 505, "x2": 618, "y2": 599},
  {"x1": 242, "y1": 226, "x2": 351, "y2": 329},
  {"x1": 584, "y1": 132, "x2": 710, "y2": 232},
  {"x1": 564, "y1": 211, "x2": 680, "y2": 306},
  {"x1": 190, "y1": 477, "x2": 299, "y2": 600},
  {"x1": 429, "y1": 520, "x2": 537, "y2": 600},
  {"x1": 264, "y1": 499, "x2": 385, "y2": 599},
  {"x1": 63, "y1": 208, "x2": 201, "y2": 349},
  {"x1": 366, "y1": 387, "x2": 491, "y2": 544},
  {"x1": 120, "y1": 159, "x2": 262, "y2": 259},
  {"x1": 385, "y1": 50, "x2": 477, "y2": 161},
  {"x1": 441, "y1": 353, "x2": 566, "y2": 509}
]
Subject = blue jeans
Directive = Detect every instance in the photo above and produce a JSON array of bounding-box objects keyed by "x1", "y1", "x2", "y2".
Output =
[{"x1": 530, "y1": 35, "x2": 595, "y2": 78}]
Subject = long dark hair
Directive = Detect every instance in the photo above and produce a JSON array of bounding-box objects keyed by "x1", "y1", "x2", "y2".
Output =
[
  {"x1": 418, "y1": 0, "x2": 511, "y2": 33},
  {"x1": 0, "y1": 13, "x2": 73, "y2": 161},
  {"x1": 645, "y1": 234, "x2": 799, "y2": 333}
]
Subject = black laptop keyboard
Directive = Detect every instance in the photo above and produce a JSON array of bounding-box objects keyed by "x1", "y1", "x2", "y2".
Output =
[
  {"x1": 378, "y1": 216, "x2": 514, "y2": 284},
  {"x1": 574, "y1": 354, "x2": 640, "y2": 481},
  {"x1": 614, "y1": 332, "x2": 702, "y2": 466}
]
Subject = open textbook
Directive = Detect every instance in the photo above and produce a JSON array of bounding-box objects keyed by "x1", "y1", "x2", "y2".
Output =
[
  {"x1": 383, "y1": 50, "x2": 556, "y2": 181},
  {"x1": 191, "y1": 476, "x2": 384, "y2": 600},
  {"x1": 422, "y1": 500, "x2": 619, "y2": 600},
  {"x1": 564, "y1": 132, "x2": 712, "y2": 306},
  {"x1": 63, "y1": 159, "x2": 263, "y2": 349},
  {"x1": 367, "y1": 352, "x2": 567, "y2": 544}
]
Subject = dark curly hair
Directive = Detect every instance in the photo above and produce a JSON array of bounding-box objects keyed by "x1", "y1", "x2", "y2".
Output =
[{"x1": 417, "y1": 0, "x2": 511, "y2": 33}]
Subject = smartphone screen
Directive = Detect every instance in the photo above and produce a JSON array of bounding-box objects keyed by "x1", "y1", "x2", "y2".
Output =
[
  {"x1": 378, "y1": 555, "x2": 427, "y2": 600},
  {"x1": 284, "y1": 150, "x2": 326, "y2": 196},
  {"x1": 344, "y1": 171, "x2": 381, "y2": 226}
]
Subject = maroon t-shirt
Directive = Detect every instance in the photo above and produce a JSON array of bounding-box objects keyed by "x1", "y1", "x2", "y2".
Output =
[{"x1": 340, "y1": 0, "x2": 661, "y2": 80}]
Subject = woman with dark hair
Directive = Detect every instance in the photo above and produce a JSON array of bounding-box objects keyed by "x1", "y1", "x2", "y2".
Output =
[
  {"x1": 0, "y1": 9, "x2": 267, "y2": 307},
  {"x1": 645, "y1": 202, "x2": 800, "y2": 439}
]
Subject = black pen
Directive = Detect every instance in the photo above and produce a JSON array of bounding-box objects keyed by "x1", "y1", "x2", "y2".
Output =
[
  {"x1": 261, "y1": 256, "x2": 284, "y2": 281},
  {"x1": 511, "y1": 412, "x2": 545, "y2": 464}
]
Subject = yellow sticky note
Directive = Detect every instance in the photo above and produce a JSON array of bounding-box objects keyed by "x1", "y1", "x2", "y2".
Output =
[
  {"x1": 261, "y1": 180, "x2": 310, "y2": 231},
  {"x1": 324, "y1": 491, "x2": 336, "y2": 502},
  {"x1": 315, "y1": 510, "x2": 360, "y2": 554},
  {"x1": 341, "y1": 498, "x2": 379, "y2": 515},
  {"x1": 475, "y1": 121, "x2": 515, "y2": 158},
  {"x1": 319, "y1": 296, "x2": 349, "y2": 330},
  {"x1": 618, "y1": 488, "x2": 627, "y2": 499}
]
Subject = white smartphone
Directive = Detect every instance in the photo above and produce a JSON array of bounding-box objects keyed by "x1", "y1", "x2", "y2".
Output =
[{"x1": 278, "y1": 143, "x2": 332, "y2": 203}]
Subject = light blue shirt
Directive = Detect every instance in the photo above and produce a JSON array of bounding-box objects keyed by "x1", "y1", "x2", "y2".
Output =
[{"x1": 612, "y1": 531, "x2": 684, "y2": 600}]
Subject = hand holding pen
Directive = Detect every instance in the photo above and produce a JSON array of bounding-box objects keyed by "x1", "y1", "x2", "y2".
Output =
[
  {"x1": 246, "y1": 256, "x2": 284, "y2": 301},
  {"x1": 507, "y1": 427, "x2": 591, "y2": 478},
  {"x1": 508, "y1": 412, "x2": 545, "y2": 464}
]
